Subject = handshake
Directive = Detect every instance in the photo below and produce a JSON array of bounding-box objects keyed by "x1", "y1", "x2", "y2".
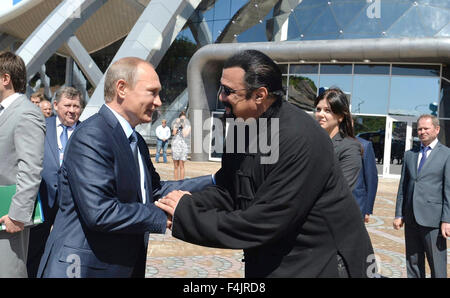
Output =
[{"x1": 155, "y1": 190, "x2": 191, "y2": 229}]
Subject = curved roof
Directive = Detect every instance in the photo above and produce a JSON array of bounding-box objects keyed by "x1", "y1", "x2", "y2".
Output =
[{"x1": 0, "y1": 0, "x2": 150, "y2": 55}]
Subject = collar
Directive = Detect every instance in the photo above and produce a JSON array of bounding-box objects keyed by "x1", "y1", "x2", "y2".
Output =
[
  {"x1": 0, "y1": 93, "x2": 21, "y2": 110},
  {"x1": 421, "y1": 138, "x2": 438, "y2": 150},
  {"x1": 105, "y1": 104, "x2": 134, "y2": 139},
  {"x1": 56, "y1": 116, "x2": 77, "y2": 130}
]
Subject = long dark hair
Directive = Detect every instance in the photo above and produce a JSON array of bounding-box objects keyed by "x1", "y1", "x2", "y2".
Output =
[{"x1": 314, "y1": 87, "x2": 354, "y2": 138}]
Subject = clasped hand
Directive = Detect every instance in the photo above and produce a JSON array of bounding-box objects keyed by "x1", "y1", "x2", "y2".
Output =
[{"x1": 155, "y1": 190, "x2": 191, "y2": 230}]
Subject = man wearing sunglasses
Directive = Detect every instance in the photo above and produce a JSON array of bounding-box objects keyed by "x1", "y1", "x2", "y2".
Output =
[{"x1": 156, "y1": 50, "x2": 375, "y2": 277}]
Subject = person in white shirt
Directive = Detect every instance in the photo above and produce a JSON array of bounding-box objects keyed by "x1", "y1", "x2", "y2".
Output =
[{"x1": 155, "y1": 119, "x2": 171, "y2": 163}]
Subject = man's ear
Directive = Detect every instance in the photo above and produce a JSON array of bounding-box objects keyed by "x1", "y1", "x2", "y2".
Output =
[
  {"x1": 255, "y1": 87, "x2": 268, "y2": 104},
  {"x1": 116, "y1": 79, "x2": 127, "y2": 99},
  {"x1": 1, "y1": 73, "x2": 11, "y2": 87}
]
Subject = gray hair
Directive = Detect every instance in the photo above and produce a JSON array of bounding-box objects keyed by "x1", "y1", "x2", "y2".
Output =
[
  {"x1": 104, "y1": 57, "x2": 149, "y2": 103},
  {"x1": 54, "y1": 86, "x2": 84, "y2": 107},
  {"x1": 417, "y1": 114, "x2": 439, "y2": 128}
]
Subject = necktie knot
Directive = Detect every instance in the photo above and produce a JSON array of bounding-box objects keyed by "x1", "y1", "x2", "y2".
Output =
[
  {"x1": 129, "y1": 131, "x2": 137, "y2": 144},
  {"x1": 421, "y1": 145, "x2": 431, "y2": 154},
  {"x1": 0, "y1": 104, "x2": 4, "y2": 112}
]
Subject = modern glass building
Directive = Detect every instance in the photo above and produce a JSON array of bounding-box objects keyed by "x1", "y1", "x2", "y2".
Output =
[{"x1": 1, "y1": 0, "x2": 450, "y2": 178}]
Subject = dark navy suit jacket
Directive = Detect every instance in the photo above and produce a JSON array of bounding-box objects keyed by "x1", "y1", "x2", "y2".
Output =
[
  {"x1": 352, "y1": 137, "x2": 378, "y2": 216},
  {"x1": 37, "y1": 105, "x2": 212, "y2": 278}
]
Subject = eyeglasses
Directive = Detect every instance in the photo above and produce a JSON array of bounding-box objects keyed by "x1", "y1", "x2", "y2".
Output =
[{"x1": 218, "y1": 84, "x2": 248, "y2": 96}]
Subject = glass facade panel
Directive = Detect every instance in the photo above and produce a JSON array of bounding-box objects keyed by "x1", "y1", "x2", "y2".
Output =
[
  {"x1": 320, "y1": 64, "x2": 352, "y2": 74},
  {"x1": 386, "y1": 6, "x2": 435, "y2": 38},
  {"x1": 329, "y1": 1, "x2": 367, "y2": 30},
  {"x1": 392, "y1": 64, "x2": 440, "y2": 76},
  {"x1": 389, "y1": 76, "x2": 440, "y2": 116},
  {"x1": 352, "y1": 75, "x2": 389, "y2": 115},
  {"x1": 319, "y1": 75, "x2": 352, "y2": 95},
  {"x1": 290, "y1": 64, "x2": 319, "y2": 74},
  {"x1": 353, "y1": 115, "x2": 386, "y2": 172},
  {"x1": 304, "y1": 6, "x2": 339, "y2": 37},
  {"x1": 439, "y1": 78, "x2": 450, "y2": 118},
  {"x1": 278, "y1": 64, "x2": 288, "y2": 75},
  {"x1": 354, "y1": 64, "x2": 390, "y2": 75},
  {"x1": 439, "y1": 119, "x2": 450, "y2": 147},
  {"x1": 214, "y1": 0, "x2": 232, "y2": 20},
  {"x1": 288, "y1": 74, "x2": 318, "y2": 111}
]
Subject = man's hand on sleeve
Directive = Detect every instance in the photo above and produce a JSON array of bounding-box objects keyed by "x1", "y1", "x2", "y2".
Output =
[
  {"x1": 155, "y1": 190, "x2": 191, "y2": 229},
  {"x1": 0, "y1": 215, "x2": 24, "y2": 233}
]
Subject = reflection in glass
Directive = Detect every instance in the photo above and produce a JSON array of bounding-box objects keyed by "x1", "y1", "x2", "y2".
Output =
[
  {"x1": 278, "y1": 64, "x2": 288, "y2": 75},
  {"x1": 320, "y1": 64, "x2": 352, "y2": 74},
  {"x1": 290, "y1": 64, "x2": 318, "y2": 74},
  {"x1": 392, "y1": 64, "x2": 440, "y2": 77},
  {"x1": 352, "y1": 75, "x2": 389, "y2": 115},
  {"x1": 353, "y1": 115, "x2": 386, "y2": 173},
  {"x1": 288, "y1": 75, "x2": 318, "y2": 111},
  {"x1": 439, "y1": 79, "x2": 450, "y2": 118},
  {"x1": 439, "y1": 119, "x2": 450, "y2": 147},
  {"x1": 389, "y1": 76, "x2": 440, "y2": 116},
  {"x1": 319, "y1": 75, "x2": 352, "y2": 96},
  {"x1": 354, "y1": 64, "x2": 389, "y2": 75},
  {"x1": 390, "y1": 121, "x2": 406, "y2": 167}
]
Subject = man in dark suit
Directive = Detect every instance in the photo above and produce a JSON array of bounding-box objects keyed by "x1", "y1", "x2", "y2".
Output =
[
  {"x1": 353, "y1": 136, "x2": 378, "y2": 222},
  {"x1": 393, "y1": 114, "x2": 450, "y2": 278},
  {"x1": 37, "y1": 57, "x2": 212, "y2": 278},
  {"x1": 156, "y1": 50, "x2": 375, "y2": 277},
  {"x1": 27, "y1": 86, "x2": 83, "y2": 278}
]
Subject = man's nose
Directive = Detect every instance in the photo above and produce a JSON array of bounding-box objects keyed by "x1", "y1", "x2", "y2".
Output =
[{"x1": 154, "y1": 94, "x2": 162, "y2": 107}]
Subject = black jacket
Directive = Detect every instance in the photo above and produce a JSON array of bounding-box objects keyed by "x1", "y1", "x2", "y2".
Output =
[{"x1": 173, "y1": 101, "x2": 375, "y2": 277}]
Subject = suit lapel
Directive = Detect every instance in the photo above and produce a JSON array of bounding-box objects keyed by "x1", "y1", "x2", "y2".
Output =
[
  {"x1": 0, "y1": 95, "x2": 25, "y2": 126},
  {"x1": 46, "y1": 116, "x2": 60, "y2": 166},
  {"x1": 418, "y1": 142, "x2": 441, "y2": 176},
  {"x1": 412, "y1": 149, "x2": 419, "y2": 178},
  {"x1": 99, "y1": 105, "x2": 142, "y2": 202}
]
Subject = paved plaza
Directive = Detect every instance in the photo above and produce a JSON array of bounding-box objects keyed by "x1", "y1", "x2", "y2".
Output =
[{"x1": 145, "y1": 149, "x2": 450, "y2": 278}]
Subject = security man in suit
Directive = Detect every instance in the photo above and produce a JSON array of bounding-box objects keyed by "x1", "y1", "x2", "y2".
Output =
[
  {"x1": 0, "y1": 51, "x2": 45, "y2": 277},
  {"x1": 156, "y1": 50, "x2": 376, "y2": 277},
  {"x1": 37, "y1": 57, "x2": 213, "y2": 278},
  {"x1": 393, "y1": 114, "x2": 450, "y2": 278},
  {"x1": 27, "y1": 86, "x2": 83, "y2": 278}
]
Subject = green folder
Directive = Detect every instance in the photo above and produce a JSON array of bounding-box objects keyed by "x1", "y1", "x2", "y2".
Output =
[{"x1": 0, "y1": 185, "x2": 44, "y2": 231}]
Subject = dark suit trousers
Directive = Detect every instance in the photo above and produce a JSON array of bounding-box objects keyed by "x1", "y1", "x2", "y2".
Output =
[
  {"x1": 27, "y1": 204, "x2": 58, "y2": 278},
  {"x1": 405, "y1": 220, "x2": 447, "y2": 278}
]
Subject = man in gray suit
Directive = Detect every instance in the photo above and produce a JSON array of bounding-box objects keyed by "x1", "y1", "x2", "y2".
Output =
[
  {"x1": 0, "y1": 51, "x2": 46, "y2": 277},
  {"x1": 393, "y1": 114, "x2": 450, "y2": 278}
]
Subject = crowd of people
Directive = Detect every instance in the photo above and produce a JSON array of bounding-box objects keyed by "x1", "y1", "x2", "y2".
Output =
[{"x1": 0, "y1": 49, "x2": 448, "y2": 278}]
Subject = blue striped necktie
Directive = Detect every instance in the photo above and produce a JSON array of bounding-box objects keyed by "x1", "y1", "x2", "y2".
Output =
[{"x1": 60, "y1": 125, "x2": 69, "y2": 152}]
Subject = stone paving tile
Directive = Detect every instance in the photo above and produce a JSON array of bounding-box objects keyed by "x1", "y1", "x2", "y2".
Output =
[{"x1": 146, "y1": 150, "x2": 449, "y2": 278}]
